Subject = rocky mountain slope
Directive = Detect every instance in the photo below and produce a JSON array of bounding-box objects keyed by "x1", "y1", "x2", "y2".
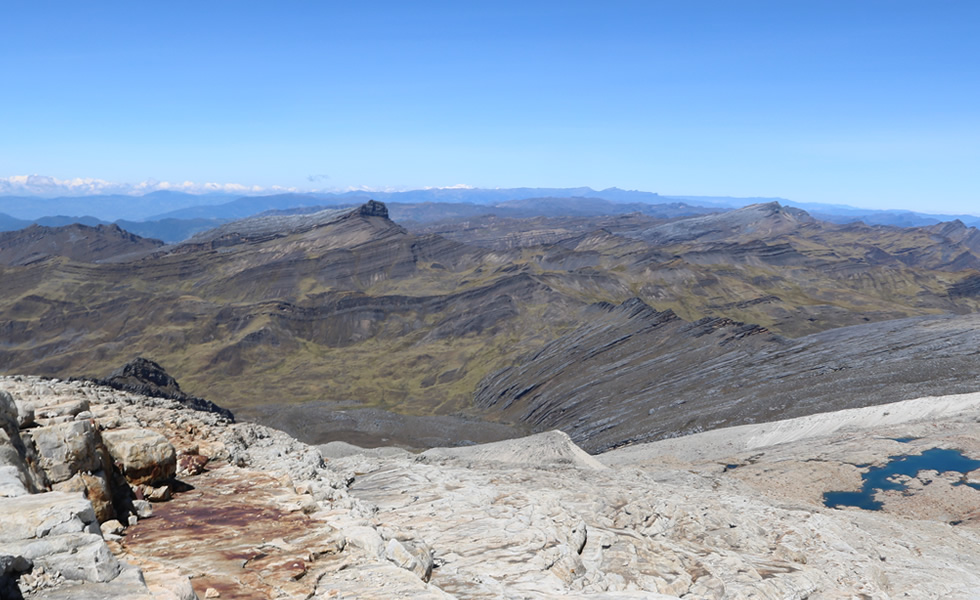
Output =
[
  {"x1": 2, "y1": 200, "x2": 980, "y2": 450},
  {"x1": 3, "y1": 375, "x2": 980, "y2": 599},
  {"x1": 0, "y1": 223, "x2": 164, "y2": 266},
  {"x1": 475, "y1": 298, "x2": 980, "y2": 452}
]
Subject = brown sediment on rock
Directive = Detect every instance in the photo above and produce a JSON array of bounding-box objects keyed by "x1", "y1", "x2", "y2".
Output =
[{"x1": 122, "y1": 465, "x2": 326, "y2": 599}]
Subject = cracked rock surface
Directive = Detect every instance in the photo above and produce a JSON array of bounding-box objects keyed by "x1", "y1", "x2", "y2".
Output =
[{"x1": 3, "y1": 376, "x2": 980, "y2": 598}]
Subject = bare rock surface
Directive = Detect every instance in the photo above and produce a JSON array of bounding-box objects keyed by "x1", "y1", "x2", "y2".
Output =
[
  {"x1": 421, "y1": 429, "x2": 606, "y2": 470},
  {"x1": 600, "y1": 390, "x2": 980, "y2": 466},
  {"x1": 3, "y1": 374, "x2": 980, "y2": 598},
  {"x1": 334, "y1": 395, "x2": 980, "y2": 599}
]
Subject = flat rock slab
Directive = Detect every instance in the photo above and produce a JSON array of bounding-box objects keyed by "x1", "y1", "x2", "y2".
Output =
[
  {"x1": 0, "y1": 491, "x2": 98, "y2": 543},
  {"x1": 22, "y1": 566, "x2": 153, "y2": 600},
  {"x1": 121, "y1": 464, "x2": 335, "y2": 599},
  {"x1": 314, "y1": 563, "x2": 455, "y2": 599},
  {"x1": 340, "y1": 425, "x2": 980, "y2": 599},
  {"x1": 421, "y1": 429, "x2": 606, "y2": 470}
]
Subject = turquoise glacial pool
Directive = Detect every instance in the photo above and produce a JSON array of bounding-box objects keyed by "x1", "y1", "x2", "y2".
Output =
[{"x1": 823, "y1": 448, "x2": 980, "y2": 511}]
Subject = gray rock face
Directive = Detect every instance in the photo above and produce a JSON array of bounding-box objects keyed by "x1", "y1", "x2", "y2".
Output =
[
  {"x1": 0, "y1": 491, "x2": 99, "y2": 544},
  {"x1": 0, "y1": 491, "x2": 123, "y2": 586},
  {"x1": 0, "y1": 432, "x2": 34, "y2": 497},
  {"x1": 14, "y1": 398, "x2": 36, "y2": 428},
  {"x1": 4, "y1": 533, "x2": 122, "y2": 583},
  {"x1": 24, "y1": 420, "x2": 103, "y2": 484},
  {"x1": 0, "y1": 390, "x2": 21, "y2": 439},
  {"x1": 0, "y1": 390, "x2": 43, "y2": 497},
  {"x1": 52, "y1": 470, "x2": 115, "y2": 523}
]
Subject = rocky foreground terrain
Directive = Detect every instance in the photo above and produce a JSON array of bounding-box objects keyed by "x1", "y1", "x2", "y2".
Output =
[{"x1": 3, "y1": 374, "x2": 980, "y2": 599}]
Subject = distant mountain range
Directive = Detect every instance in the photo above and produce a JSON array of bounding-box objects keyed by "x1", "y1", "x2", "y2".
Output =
[
  {"x1": 0, "y1": 190, "x2": 239, "y2": 221},
  {"x1": 2, "y1": 187, "x2": 977, "y2": 243}
]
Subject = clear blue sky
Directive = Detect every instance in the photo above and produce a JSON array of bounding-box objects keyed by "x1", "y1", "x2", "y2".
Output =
[{"x1": 1, "y1": 1, "x2": 978, "y2": 213}]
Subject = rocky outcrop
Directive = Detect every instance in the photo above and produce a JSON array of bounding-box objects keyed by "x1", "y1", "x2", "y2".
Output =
[
  {"x1": 0, "y1": 492, "x2": 121, "y2": 583},
  {"x1": 101, "y1": 428, "x2": 176, "y2": 486},
  {"x1": 3, "y1": 374, "x2": 980, "y2": 598},
  {"x1": 420, "y1": 430, "x2": 606, "y2": 470},
  {"x1": 0, "y1": 390, "x2": 44, "y2": 497},
  {"x1": 95, "y1": 357, "x2": 235, "y2": 421},
  {"x1": 0, "y1": 376, "x2": 451, "y2": 599},
  {"x1": 357, "y1": 199, "x2": 389, "y2": 218},
  {"x1": 0, "y1": 378, "x2": 215, "y2": 598},
  {"x1": 25, "y1": 420, "x2": 104, "y2": 484}
]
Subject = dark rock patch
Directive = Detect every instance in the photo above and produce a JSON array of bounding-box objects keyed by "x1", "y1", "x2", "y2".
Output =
[{"x1": 93, "y1": 358, "x2": 234, "y2": 422}]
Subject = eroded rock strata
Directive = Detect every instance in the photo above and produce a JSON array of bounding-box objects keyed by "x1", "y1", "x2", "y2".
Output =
[{"x1": 3, "y1": 375, "x2": 980, "y2": 599}]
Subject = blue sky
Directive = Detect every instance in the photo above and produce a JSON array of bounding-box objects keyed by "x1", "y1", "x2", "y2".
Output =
[{"x1": 1, "y1": 1, "x2": 978, "y2": 213}]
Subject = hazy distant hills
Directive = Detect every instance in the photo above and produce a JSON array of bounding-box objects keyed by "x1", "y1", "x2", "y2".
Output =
[
  {"x1": 0, "y1": 190, "x2": 239, "y2": 221},
  {"x1": 0, "y1": 212, "x2": 227, "y2": 243},
  {"x1": 146, "y1": 192, "x2": 365, "y2": 220},
  {"x1": 3, "y1": 199, "x2": 980, "y2": 449},
  {"x1": 2, "y1": 187, "x2": 977, "y2": 244}
]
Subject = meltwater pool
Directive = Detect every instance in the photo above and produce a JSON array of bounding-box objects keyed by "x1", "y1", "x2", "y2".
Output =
[{"x1": 823, "y1": 448, "x2": 980, "y2": 511}]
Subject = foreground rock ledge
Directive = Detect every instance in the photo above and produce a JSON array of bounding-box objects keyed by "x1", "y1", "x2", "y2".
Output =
[{"x1": 2, "y1": 376, "x2": 980, "y2": 598}]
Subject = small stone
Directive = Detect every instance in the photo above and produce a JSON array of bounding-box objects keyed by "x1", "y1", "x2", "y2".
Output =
[
  {"x1": 310, "y1": 530, "x2": 347, "y2": 558},
  {"x1": 101, "y1": 519, "x2": 125, "y2": 536},
  {"x1": 178, "y1": 453, "x2": 209, "y2": 476},
  {"x1": 35, "y1": 398, "x2": 90, "y2": 419},
  {"x1": 132, "y1": 499, "x2": 153, "y2": 519},
  {"x1": 148, "y1": 485, "x2": 172, "y2": 502},
  {"x1": 12, "y1": 399, "x2": 35, "y2": 428},
  {"x1": 205, "y1": 587, "x2": 221, "y2": 598}
]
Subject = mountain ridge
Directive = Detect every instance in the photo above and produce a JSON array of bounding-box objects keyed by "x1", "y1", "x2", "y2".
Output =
[
  {"x1": 3, "y1": 200, "x2": 980, "y2": 449},
  {"x1": 0, "y1": 223, "x2": 164, "y2": 266}
]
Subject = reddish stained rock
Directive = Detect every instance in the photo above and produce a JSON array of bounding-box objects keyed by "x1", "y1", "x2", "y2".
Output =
[
  {"x1": 177, "y1": 453, "x2": 209, "y2": 476},
  {"x1": 120, "y1": 464, "x2": 333, "y2": 600},
  {"x1": 101, "y1": 428, "x2": 176, "y2": 486}
]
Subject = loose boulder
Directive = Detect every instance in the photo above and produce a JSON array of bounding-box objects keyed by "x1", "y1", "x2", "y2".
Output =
[{"x1": 101, "y1": 428, "x2": 176, "y2": 486}]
